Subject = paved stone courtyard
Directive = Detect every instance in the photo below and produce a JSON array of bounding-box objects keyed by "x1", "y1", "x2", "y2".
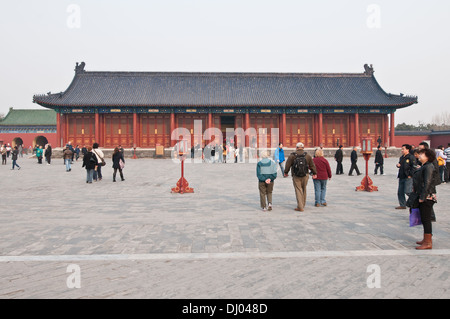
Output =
[{"x1": 0, "y1": 154, "x2": 449, "y2": 299}]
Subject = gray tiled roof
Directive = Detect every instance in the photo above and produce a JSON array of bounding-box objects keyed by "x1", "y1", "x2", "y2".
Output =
[{"x1": 33, "y1": 64, "x2": 417, "y2": 108}]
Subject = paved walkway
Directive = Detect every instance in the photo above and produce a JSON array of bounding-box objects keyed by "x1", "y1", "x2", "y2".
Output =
[{"x1": 0, "y1": 155, "x2": 449, "y2": 299}]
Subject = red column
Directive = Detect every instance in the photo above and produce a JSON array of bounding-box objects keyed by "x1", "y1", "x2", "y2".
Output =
[
  {"x1": 245, "y1": 112, "x2": 250, "y2": 147},
  {"x1": 355, "y1": 113, "x2": 360, "y2": 147},
  {"x1": 94, "y1": 112, "x2": 100, "y2": 144},
  {"x1": 133, "y1": 112, "x2": 138, "y2": 147},
  {"x1": 56, "y1": 112, "x2": 62, "y2": 147},
  {"x1": 281, "y1": 113, "x2": 286, "y2": 145},
  {"x1": 384, "y1": 114, "x2": 389, "y2": 147},
  {"x1": 170, "y1": 112, "x2": 176, "y2": 147},
  {"x1": 390, "y1": 112, "x2": 395, "y2": 147},
  {"x1": 208, "y1": 113, "x2": 213, "y2": 130},
  {"x1": 318, "y1": 112, "x2": 323, "y2": 147}
]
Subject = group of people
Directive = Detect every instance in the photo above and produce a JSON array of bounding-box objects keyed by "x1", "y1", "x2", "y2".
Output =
[
  {"x1": 257, "y1": 142, "x2": 331, "y2": 213},
  {"x1": 1, "y1": 144, "x2": 21, "y2": 169},
  {"x1": 257, "y1": 141, "x2": 443, "y2": 250},
  {"x1": 396, "y1": 142, "x2": 446, "y2": 250},
  {"x1": 63, "y1": 142, "x2": 126, "y2": 183},
  {"x1": 191, "y1": 143, "x2": 245, "y2": 163}
]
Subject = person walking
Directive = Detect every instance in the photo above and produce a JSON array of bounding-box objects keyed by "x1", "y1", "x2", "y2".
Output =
[
  {"x1": 45, "y1": 144, "x2": 52, "y2": 165},
  {"x1": 1, "y1": 145, "x2": 6, "y2": 165},
  {"x1": 374, "y1": 145, "x2": 384, "y2": 175},
  {"x1": 11, "y1": 146, "x2": 20, "y2": 170},
  {"x1": 256, "y1": 151, "x2": 278, "y2": 211},
  {"x1": 348, "y1": 146, "x2": 361, "y2": 176},
  {"x1": 284, "y1": 142, "x2": 317, "y2": 212},
  {"x1": 92, "y1": 143, "x2": 105, "y2": 181},
  {"x1": 312, "y1": 149, "x2": 332, "y2": 207},
  {"x1": 334, "y1": 145, "x2": 344, "y2": 175},
  {"x1": 396, "y1": 144, "x2": 415, "y2": 210},
  {"x1": 273, "y1": 143, "x2": 286, "y2": 175},
  {"x1": 82, "y1": 146, "x2": 98, "y2": 183},
  {"x1": 411, "y1": 148, "x2": 438, "y2": 249},
  {"x1": 63, "y1": 145, "x2": 73, "y2": 172},
  {"x1": 112, "y1": 147, "x2": 125, "y2": 182}
]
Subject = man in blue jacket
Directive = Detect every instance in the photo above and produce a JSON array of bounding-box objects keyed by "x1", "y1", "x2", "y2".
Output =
[
  {"x1": 273, "y1": 143, "x2": 286, "y2": 176},
  {"x1": 257, "y1": 151, "x2": 278, "y2": 211}
]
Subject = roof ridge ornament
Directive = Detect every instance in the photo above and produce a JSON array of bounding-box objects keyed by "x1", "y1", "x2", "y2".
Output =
[
  {"x1": 364, "y1": 64, "x2": 374, "y2": 76},
  {"x1": 75, "y1": 62, "x2": 86, "y2": 74}
]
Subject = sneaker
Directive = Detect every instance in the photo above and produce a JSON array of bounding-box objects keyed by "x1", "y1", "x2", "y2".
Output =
[
  {"x1": 322, "y1": 202, "x2": 327, "y2": 207},
  {"x1": 268, "y1": 203, "x2": 272, "y2": 211},
  {"x1": 294, "y1": 207, "x2": 304, "y2": 212},
  {"x1": 315, "y1": 203, "x2": 320, "y2": 207},
  {"x1": 262, "y1": 207, "x2": 267, "y2": 212}
]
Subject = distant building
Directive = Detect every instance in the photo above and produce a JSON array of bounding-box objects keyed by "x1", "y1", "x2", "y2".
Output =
[
  {"x1": 33, "y1": 62, "x2": 418, "y2": 149},
  {"x1": 395, "y1": 130, "x2": 450, "y2": 149},
  {"x1": 0, "y1": 108, "x2": 57, "y2": 148}
]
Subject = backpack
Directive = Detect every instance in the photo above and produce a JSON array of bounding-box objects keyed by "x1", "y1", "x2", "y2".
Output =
[{"x1": 291, "y1": 152, "x2": 309, "y2": 177}]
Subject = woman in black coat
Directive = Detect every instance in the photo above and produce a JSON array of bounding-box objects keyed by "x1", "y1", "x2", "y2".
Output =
[
  {"x1": 412, "y1": 148, "x2": 438, "y2": 249},
  {"x1": 82, "y1": 146, "x2": 98, "y2": 183},
  {"x1": 112, "y1": 147, "x2": 125, "y2": 182}
]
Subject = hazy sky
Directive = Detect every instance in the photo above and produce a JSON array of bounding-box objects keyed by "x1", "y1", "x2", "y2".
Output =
[{"x1": 1, "y1": 0, "x2": 449, "y2": 125}]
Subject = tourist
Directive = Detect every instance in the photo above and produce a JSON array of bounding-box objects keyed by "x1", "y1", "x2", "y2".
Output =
[
  {"x1": 11, "y1": 146, "x2": 20, "y2": 170},
  {"x1": 374, "y1": 145, "x2": 384, "y2": 175},
  {"x1": 435, "y1": 145, "x2": 447, "y2": 183},
  {"x1": 348, "y1": 146, "x2": 361, "y2": 176},
  {"x1": 44, "y1": 143, "x2": 52, "y2": 165},
  {"x1": 334, "y1": 145, "x2": 344, "y2": 175},
  {"x1": 92, "y1": 143, "x2": 105, "y2": 181},
  {"x1": 444, "y1": 143, "x2": 450, "y2": 183},
  {"x1": 112, "y1": 147, "x2": 125, "y2": 182},
  {"x1": 396, "y1": 144, "x2": 415, "y2": 210},
  {"x1": 417, "y1": 142, "x2": 439, "y2": 222},
  {"x1": 284, "y1": 142, "x2": 317, "y2": 212},
  {"x1": 75, "y1": 145, "x2": 81, "y2": 161},
  {"x1": 81, "y1": 145, "x2": 87, "y2": 157},
  {"x1": 273, "y1": 143, "x2": 286, "y2": 175},
  {"x1": 1, "y1": 145, "x2": 6, "y2": 165},
  {"x1": 82, "y1": 146, "x2": 98, "y2": 183},
  {"x1": 412, "y1": 148, "x2": 438, "y2": 249},
  {"x1": 63, "y1": 145, "x2": 73, "y2": 172},
  {"x1": 36, "y1": 145, "x2": 43, "y2": 164},
  {"x1": 256, "y1": 151, "x2": 277, "y2": 211},
  {"x1": 312, "y1": 149, "x2": 332, "y2": 207},
  {"x1": 6, "y1": 143, "x2": 11, "y2": 158}
]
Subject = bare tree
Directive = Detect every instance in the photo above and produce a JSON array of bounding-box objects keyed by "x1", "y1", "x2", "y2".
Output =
[{"x1": 431, "y1": 111, "x2": 450, "y2": 130}]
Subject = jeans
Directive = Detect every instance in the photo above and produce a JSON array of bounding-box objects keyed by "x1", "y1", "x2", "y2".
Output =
[
  {"x1": 65, "y1": 158, "x2": 71, "y2": 171},
  {"x1": 12, "y1": 160, "x2": 20, "y2": 169},
  {"x1": 397, "y1": 178, "x2": 413, "y2": 207},
  {"x1": 277, "y1": 161, "x2": 285, "y2": 174},
  {"x1": 313, "y1": 179, "x2": 328, "y2": 205},
  {"x1": 93, "y1": 165, "x2": 102, "y2": 180},
  {"x1": 86, "y1": 169, "x2": 94, "y2": 183}
]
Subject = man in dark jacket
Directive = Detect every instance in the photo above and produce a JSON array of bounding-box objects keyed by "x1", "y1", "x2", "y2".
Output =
[
  {"x1": 348, "y1": 147, "x2": 361, "y2": 176},
  {"x1": 396, "y1": 144, "x2": 416, "y2": 209},
  {"x1": 334, "y1": 145, "x2": 344, "y2": 175},
  {"x1": 374, "y1": 145, "x2": 384, "y2": 175}
]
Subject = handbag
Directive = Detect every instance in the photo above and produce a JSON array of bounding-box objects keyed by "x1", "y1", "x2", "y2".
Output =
[
  {"x1": 94, "y1": 150, "x2": 106, "y2": 166},
  {"x1": 119, "y1": 158, "x2": 125, "y2": 170},
  {"x1": 409, "y1": 208, "x2": 422, "y2": 227}
]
